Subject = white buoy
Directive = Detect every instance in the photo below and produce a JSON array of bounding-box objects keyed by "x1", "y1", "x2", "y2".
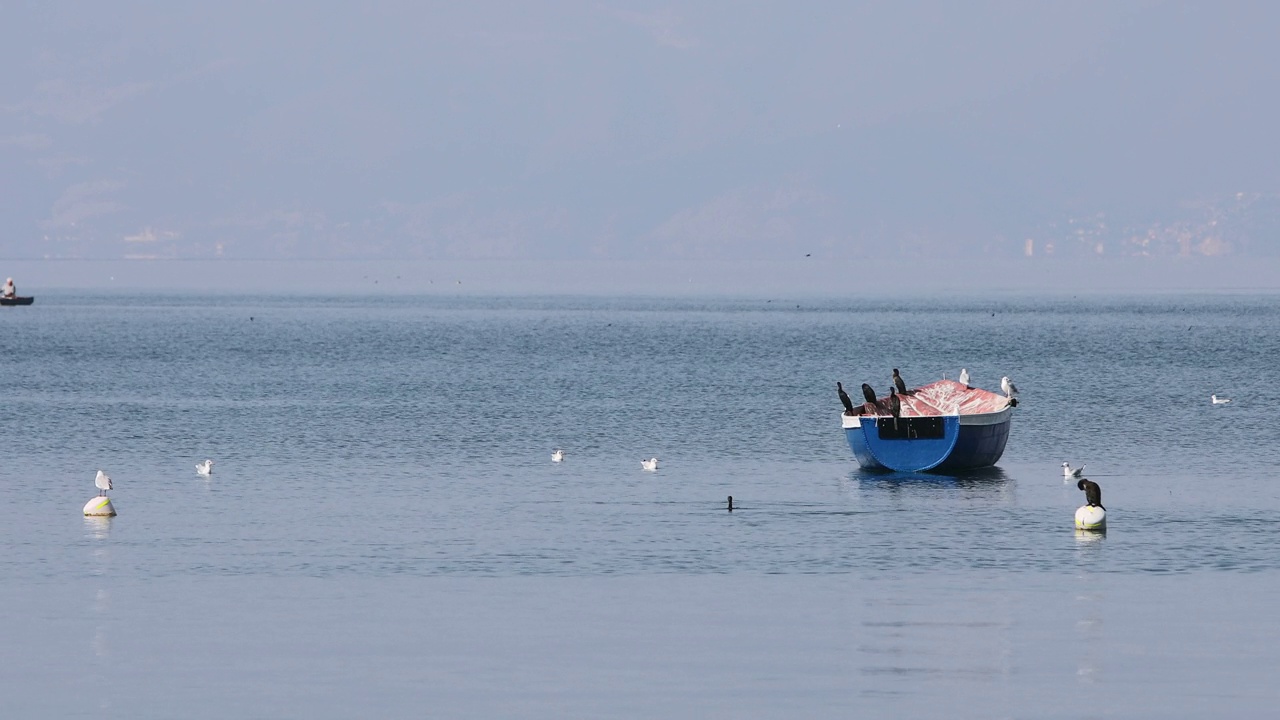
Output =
[
  {"x1": 1074, "y1": 505, "x2": 1105, "y2": 531},
  {"x1": 83, "y1": 496, "x2": 117, "y2": 517}
]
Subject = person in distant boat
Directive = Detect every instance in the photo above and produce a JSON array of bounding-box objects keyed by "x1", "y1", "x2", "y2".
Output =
[
  {"x1": 1, "y1": 278, "x2": 14, "y2": 298},
  {"x1": 1077, "y1": 478, "x2": 1104, "y2": 510},
  {"x1": 837, "y1": 382, "x2": 856, "y2": 415}
]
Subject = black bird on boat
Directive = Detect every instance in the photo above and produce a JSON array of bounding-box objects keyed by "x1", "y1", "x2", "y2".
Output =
[
  {"x1": 837, "y1": 382, "x2": 855, "y2": 415},
  {"x1": 888, "y1": 387, "x2": 902, "y2": 431},
  {"x1": 892, "y1": 368, "x2": 915, "y2": 395},
  {"x1": 1077, "y1": 478, "x2": 1105, "y2": 510},
  {"x1": 860, "y1": 383, "x2": 878, "y2": 405}
]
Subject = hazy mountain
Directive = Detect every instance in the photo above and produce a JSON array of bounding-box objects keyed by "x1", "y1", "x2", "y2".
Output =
[{"x1": 3, "y1": 1, "x2": 1279, "y2": 268}]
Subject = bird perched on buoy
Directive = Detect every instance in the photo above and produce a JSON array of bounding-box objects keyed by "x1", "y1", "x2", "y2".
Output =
[
  {"x1": 1211, "y1": 394, "x2": 1232, "y2": 405},
  {"x1": 196, "y1": 459, "x2": 214, "y2": 476},
  {"x1": 959, "y1": 368, "x2": 970, "y2": 387},
  {"x1": 1062, "y1": 462, "x2": 1085, "y2": 479},
  {"x1": 84, "y1": 470, "x2": 117, "y2": 517},
  {"x1": 1077, "y1": 478, "x2": 1104, "y2": 510},
  {"x1": 837, "y1": 382, "x2": 855, "y2": 415},
  {"x1": 1074, "y1": 478, "x2": 1106, "y2": 530},
  {"x1": 641, "y1": 457, "x2": 659, "y2": 471},
  {"x1": 95, "y1": 470, "x2": 112, "y2": 496},
  {"x1": 893, "y1": 368, "x2": 909, "y2": 395},
  {"x1": 551, "y1": 449, "x2": 565, "y2": 463}
]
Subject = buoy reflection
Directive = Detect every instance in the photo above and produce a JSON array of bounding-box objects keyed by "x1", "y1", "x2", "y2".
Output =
[{"x1": 84, "y1": 516, "x2": 112, "y2": 540}]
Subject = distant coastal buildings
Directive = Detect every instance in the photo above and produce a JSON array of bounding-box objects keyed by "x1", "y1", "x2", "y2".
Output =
[{"x1": 1021, "y1": 191, "x2": 1280, "y2": 259}]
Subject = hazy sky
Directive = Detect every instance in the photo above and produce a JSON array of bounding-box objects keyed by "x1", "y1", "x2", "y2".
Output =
[{"x1": 3, "y1": 1, "x2": 1280, "y2": 286}]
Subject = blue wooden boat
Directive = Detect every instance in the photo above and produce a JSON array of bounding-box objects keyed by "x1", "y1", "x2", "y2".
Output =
[
  {"x1": 842, "y1": 379, "x2": 1014, "y2": 472},
  {"x1": 0, "y1": 296, "x2": 33, "y2": 306}
]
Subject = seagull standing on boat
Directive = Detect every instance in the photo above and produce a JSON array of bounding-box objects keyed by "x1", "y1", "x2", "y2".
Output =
[
  {"x1": 1077, "y1": 478, "x2": 1104, "y2": 510},
  {"x1": 892, "y1": 368, "x2": 909, "y2": 395},
  {"x1": 196, "y1": 459, "x2": 214, "y2": 476},
  {"x1": 641, "y1": 457, "x2": 659, "y2": 471},
  {"x1": 95, "y1": 470, "x2": 112, "y2": 497},
  {"x1": 1211, "y1": 394, "x2": 1232, "y2": 405},
  {"x1": 1062, "y1": 462, "x2": 1085, "y2": 479},
  {"x1": 551, "y1": 449, "x2": 565, "y2": 463},
  {"x1": 959, "y1": 368, "x2": 970, "y2": 387},
  {"x1": 1001, "y1": 376, "x2": 1019, "y2": 399},
  {"x1": 837, "y1": 382, "x2": 855, "y2": 415}
]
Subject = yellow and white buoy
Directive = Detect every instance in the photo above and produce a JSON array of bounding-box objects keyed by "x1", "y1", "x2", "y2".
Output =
[
  {"x1": 83, "y1": 496, "x2": 116, "y2": 517},
  {"x1": 1074, "y1": 505, "x2": 1105, "y2": 531}
]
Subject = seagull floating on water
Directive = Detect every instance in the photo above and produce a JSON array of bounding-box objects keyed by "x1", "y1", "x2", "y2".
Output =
[
  {"x1": 641, "y1": 457, "x2": 659, "y2": 471},
  {"x1": 1062, "y1": 462, "x2": 1085, "y2": 479},
  {"x1": 959, "y1": 368, "x2": 970, "y2": 387},
  {"x1": 95, "y1": 470, "x2": 112, "y2": 497},
  {"x1": 1211, "y1": 394, "x2": 1232, "y2": 405},
  {"x1": 551, "y1": 449, "x2": 565, "y2": 463},
  {"x1": 196, "y1": 459, "x2": 214, "y2": 476}
]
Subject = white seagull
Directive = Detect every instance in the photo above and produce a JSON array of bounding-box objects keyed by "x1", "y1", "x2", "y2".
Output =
[
  {"x1": 641, "y1": 457, "x2": 659, "y2": 471},
  {"x1": 196, "y1": 459, "x2": 214, "y2": 476},
  {"x1": 1211, "y1": 394, "x2": 1232, "y2": 405},
  {"x1": 94, "y1": 470, "x2": 113, "y2": 497},
  {"x1": 551, "y1": 449, "x2": 565, "y2": 463},
  {"x1": 1062, "y1": 462, "x2": 1085, "y2": 479},
  {"x1": 1001, "y1": 376, "x2": 1019, "y2": 398},
  {"x1": 959, "y1": 368, "x2": 970, "y2": 387}
]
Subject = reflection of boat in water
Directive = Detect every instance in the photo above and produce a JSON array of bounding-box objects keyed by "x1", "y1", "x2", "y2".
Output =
[
  {"x1": 0, "y1": 296, "x2": 33, "y2": 306},
  {"x1": 842, "y1": 379, "x2": 1014, "y2": 473}
]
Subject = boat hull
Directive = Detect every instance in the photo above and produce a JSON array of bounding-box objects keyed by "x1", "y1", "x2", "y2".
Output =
[
  {"x1": 844, "y1": 407, "x2": 1012, "y2": 473},
  {"x1": 0, "y1": 296, "x2": 33, "y2": 306}
]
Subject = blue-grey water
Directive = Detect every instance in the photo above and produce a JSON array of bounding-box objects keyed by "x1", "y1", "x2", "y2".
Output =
[{"x1": 3, "y1": 293, "x2": 1280, "y2": 718}]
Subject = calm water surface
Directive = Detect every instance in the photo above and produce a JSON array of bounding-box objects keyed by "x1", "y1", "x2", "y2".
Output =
[{"x1": 2, "y1": 293, "x2": 1279, "y2": 718}]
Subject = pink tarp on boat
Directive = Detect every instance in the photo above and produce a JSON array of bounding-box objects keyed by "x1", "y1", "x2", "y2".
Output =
[{"x1": 852, "y1": 379, "x2": 1011, "y2": 417}]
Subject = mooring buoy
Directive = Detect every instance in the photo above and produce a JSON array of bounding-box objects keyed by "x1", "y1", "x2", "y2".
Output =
[
  {"x1": 1074, "y1": 505, "x2": 1105, "y2": 531},
  {"x1": 83, "y1": 496, "x2": 116, "y2": 517}
]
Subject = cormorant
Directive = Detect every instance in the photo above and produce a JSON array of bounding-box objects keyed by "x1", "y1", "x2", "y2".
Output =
[
  {"x1": 861, "y1": 383, "x2": 878, "y2": 405},
  {"x1": 888, "y1": 387, "x2": 902, "y2": 431},
  {"x1": 1077, "y1": 478, "x2": 1104, "y2": 510},
  {"x1": 837, "y1": 382, "x2": 855, "y2": 415},
  {"x1": 893, "y1": 368, "x2": 908, "y2": 394}
]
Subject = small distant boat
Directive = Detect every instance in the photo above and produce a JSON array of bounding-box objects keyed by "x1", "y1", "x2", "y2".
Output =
[
  {"x1": 0, "y1": 296, "x2": 33, "y2": 306},
  {"x1": 842, "y1": 379, "x2": 1015, "y2": 472}
]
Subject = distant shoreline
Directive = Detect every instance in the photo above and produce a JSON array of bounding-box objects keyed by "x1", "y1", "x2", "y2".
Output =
[{"x1": 1, "y1": 256, "x2": 1277, "y2": 296}]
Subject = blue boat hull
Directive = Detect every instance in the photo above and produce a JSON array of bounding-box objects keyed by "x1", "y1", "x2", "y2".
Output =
[{"x1": 844, "y1": 408, "x2": 1012, "y2": 473}]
